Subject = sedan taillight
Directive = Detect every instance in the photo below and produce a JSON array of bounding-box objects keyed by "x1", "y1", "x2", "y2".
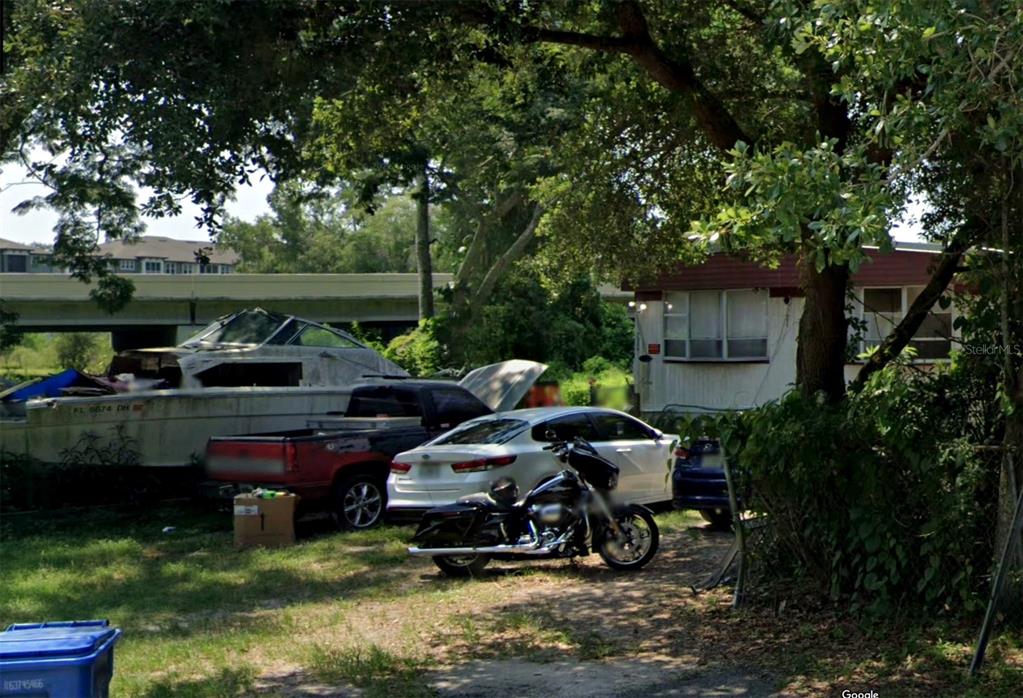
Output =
[
  {"x1": 451, "y1": 455, "x2": 517, "y2": 473},
  {"x1": 390, "y1": 461, "x2": 412, "y2": 474}
]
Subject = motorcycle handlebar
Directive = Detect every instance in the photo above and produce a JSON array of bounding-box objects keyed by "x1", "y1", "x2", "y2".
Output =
[{"x1": 542, "y1": 437, "x2": 598, "y2": 463}]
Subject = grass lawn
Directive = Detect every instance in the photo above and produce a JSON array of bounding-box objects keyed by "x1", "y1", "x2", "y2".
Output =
[{"x1": 1, "y1": 506, "x2": 1020, "y2": 697}]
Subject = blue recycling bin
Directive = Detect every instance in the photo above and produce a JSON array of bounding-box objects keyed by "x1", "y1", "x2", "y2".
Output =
[{"x1": 0, "y1": 620, "x2": 122, "y2": 697}]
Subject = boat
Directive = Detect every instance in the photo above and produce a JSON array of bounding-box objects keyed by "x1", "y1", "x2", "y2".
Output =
[{"x1": 0, "y1": 308, "x2": 410, "y2": 468}]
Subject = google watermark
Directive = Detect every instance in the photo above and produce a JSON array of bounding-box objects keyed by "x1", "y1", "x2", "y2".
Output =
[{"x1": 841, "y1": 691, "x2": 879, "y2": 698}]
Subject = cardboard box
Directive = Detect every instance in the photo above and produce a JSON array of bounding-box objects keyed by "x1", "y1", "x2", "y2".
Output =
[{"x1": 233, "y1": 493, "x2": 298, "y2": 548}]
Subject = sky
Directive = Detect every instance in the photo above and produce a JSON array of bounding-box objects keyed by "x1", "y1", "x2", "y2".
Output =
[
  {"x1": 0, "y1": 161, "x2": 925, "y2": 246},
  {"x1": 0, "y1": 165, "x2": 275, "y2": 245}
]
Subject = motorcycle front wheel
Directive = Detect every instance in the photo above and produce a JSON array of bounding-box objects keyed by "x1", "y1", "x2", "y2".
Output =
[
  {"x1": 597, "y1": 505, "x2": 659, "y2": 571},
  {"x1": 432, "y1": 554, "x2": 491, "y2": 577}
]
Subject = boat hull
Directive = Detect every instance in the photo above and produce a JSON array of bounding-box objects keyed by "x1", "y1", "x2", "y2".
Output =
[{"x1": 0, "y1": 387, "x2": 353, "y2": 468}]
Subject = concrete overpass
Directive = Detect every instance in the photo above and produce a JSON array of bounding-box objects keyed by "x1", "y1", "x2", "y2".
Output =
[{"x1": 0, "y1": 273, "x2": 631, "y2": 349}]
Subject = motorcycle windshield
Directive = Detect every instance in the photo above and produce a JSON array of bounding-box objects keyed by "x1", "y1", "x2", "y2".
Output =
[{"x1": 569, "y1": 449, "x2": 620, "y2": 490}]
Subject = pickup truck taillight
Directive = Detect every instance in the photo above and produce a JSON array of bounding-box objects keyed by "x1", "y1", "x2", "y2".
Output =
[
  {"x1": 285, "y1": 442, "x2": 299, "y2": 472},
  {"x1": 390, "y1": 461, "x2": 412, "y2": 474},
  {"x1": 451, "y1": 455, "x2": 516, "y2": 473}
]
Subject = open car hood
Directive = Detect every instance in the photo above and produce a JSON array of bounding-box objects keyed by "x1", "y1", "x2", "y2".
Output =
[{"x1": 458, "y1": 360, "x2": 548, "y2": 413}]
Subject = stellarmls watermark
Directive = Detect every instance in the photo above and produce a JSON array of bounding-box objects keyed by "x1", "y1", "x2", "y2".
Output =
[{"x1": 960, "y1": 344, "x2": 1023, "y2": 356}]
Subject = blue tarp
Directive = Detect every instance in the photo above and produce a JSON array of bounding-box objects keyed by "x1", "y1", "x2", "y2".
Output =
[{"x1": 0, "y1": 369, "x2": 86, "y2": 403}]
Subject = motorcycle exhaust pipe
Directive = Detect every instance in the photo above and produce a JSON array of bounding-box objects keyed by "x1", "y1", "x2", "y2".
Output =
[
  {"x1": 407, "y1": 540, "x2": 541, "y2": 556},
  {"x1": 408, "y1": 521, "x2": 547, "y2": 557}
]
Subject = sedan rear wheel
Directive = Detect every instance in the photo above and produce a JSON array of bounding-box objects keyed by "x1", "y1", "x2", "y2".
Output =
[
  {"x1": 335, "y1": 475, "x2": 386, "y2": 531},
  {"x1": 700, "y1": 508, "x2": 733, "y2": 530}
]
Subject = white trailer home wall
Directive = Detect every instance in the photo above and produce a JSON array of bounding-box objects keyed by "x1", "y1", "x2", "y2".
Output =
[
  {"x1": 633, "y1": 291, "x2": 804, "y2": 413},
  {"x1": 629, "y1": 244, "x2": 953, "y2": 416}
]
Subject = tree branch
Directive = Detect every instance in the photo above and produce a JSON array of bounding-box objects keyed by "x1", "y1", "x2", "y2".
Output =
[
  {"x1": 851, "y1": 221, "x2": 981, "y2": 390},
  {"x1": 453, "y1": 188, "x2": 525, "y2": 289},
  {"x1": 521, "y1": 27, "x2": 639, "y2": 53},
  {"x1": 522, "y1": 1, "x2": 751, "y2": 151},
  {"x1": 471, "y1": 203, "x2": 543, "y2": 311},
  {"x1": 720, "y1": 0, "x2": 766, "y2": 25}
]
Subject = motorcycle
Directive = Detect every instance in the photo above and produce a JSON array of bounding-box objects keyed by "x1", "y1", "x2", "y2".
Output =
[{"x1": 407, "y1": 436, "x2": 660, "y2": 576}]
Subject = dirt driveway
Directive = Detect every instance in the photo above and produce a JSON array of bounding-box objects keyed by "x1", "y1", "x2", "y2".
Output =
[{"x1": 256, "y1": 517, "x2": 779, "y2": 697}]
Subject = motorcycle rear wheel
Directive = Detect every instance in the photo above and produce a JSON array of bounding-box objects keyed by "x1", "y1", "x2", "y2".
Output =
[
  {"x1": 433, "y1": 554, "x2": 491, "y2": 577},
  {"x1": 598, "y1": 506, "x2": 659, "y2": 571}
]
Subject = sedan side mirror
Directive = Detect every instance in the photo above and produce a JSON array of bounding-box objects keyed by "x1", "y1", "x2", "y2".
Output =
[{"x1": 652, "y1": 429, "x2": 663, "y2": 441}]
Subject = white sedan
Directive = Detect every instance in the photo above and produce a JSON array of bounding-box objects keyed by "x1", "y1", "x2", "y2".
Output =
[{"x1": 386, "y1": 406, "x2": 678, "y2": 519}]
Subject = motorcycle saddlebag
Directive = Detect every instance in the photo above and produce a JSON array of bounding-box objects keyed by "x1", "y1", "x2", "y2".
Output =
[{"x1": 412, "y1": 503, "x2": 489, "y2": 548}]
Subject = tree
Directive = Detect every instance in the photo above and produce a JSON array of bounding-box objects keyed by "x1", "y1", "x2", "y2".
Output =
[
  {"x1": 55, "y1": 332, "x2": 102, "y2": 372},
  {"x1": 456, "y1": 266, "x2": 634, "y2": 370},
  {"x1": 781, "y1": 0, "x2": 1023, "y2": 587},
  {"x1": 0, "y1": 0, "x2": 1009, "y2": 401},
  {"x1": 0, "y1": 306, "x2": 20, "y2": 354},
  {"x1": 219, "y1": 184, "x2": 455, "y2": 274}
]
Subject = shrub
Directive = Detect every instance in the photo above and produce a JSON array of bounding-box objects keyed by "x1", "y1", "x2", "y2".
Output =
[
  {"x1": 561, "y1": 358, "x2": 632, "y2": 410},
  {"x1": 671, "y1": 359, "x2": 1001, "y2": 617},
  {"x1": 454, "y1": 267, "x2": 633, "y2": 371},
  {"x1": 383, "y1": 319, "x2": 443, "y2": 377},
  {"x1": 55, "y1": 333, "x2": 104, "y2": 371}
]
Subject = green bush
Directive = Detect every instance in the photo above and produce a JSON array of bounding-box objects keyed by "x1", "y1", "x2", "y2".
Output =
[
  {"x1": 561, "y1": 358, "x2": 632, "y2": 410},
  {"x1": 675, "y1": 359, "x2": 1001, "y2": 617},
  {"x1": 55, "y1": 333, "x2": 104, "y2": 371},
  {"x1": 455, "y1": 268, "x2": 633, "y2": 371},
  {"x1": 383, "y1": 319, "x2": 443, "y2": 377}
]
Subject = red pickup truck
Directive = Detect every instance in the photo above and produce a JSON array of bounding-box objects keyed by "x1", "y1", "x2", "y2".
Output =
[{"x1": 204, "y1": 362, "x2": 546, "y2": 529}]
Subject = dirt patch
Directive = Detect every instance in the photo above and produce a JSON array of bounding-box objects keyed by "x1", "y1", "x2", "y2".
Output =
[
  {"x1": 429, "y1": 658, "x2": 775, "y2": 697},
  {"x1": 251, "y1": 518, "x2": 1022, "y2": 697},
  {"x1": 256, "y1": 522, "x2": 771, "y2": 696}
]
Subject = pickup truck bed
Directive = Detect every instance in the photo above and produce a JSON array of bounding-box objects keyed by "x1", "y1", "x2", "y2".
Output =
[
  {"x1": 206, "y1": 424, "x2": 431, "y2": 502},
  {"x1": 203, "y1": 381, "x2": 495, "y2": 529}
]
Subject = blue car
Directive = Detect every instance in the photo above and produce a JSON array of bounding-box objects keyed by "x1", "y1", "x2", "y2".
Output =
[{"x1": 671, "y1": 439, "x2": 734, "y2": 529}]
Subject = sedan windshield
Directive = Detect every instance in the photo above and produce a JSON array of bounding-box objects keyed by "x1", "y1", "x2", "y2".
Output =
[{"x1": 433, "y1": 418, "x2": 528, "y2": 445}]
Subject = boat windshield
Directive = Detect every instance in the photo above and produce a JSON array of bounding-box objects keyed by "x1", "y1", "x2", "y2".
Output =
[{"x1": 183, "y1": 310, "x2": 288, "y2": 346}]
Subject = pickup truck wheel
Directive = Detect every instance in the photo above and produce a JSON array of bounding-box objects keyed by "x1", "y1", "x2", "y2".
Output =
[{"x1": 334, "y1": 475, "x2": 386, "y2": 530}]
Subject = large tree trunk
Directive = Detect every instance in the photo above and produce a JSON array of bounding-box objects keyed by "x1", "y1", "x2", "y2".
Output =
[
  {"x1": 415, "y1": 167, "x2": 434, "y2": 320},
  {"x1": 796, "y1": 256, "x2": 850, "y2": 402}
]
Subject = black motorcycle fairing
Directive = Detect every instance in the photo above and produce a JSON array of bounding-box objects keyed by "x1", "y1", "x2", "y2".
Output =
[{"x1": 524, "y1": 470, "x2": 584, "y2": 508}]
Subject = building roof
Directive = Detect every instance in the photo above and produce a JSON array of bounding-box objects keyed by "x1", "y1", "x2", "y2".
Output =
[
  {"x1": 630, "y1": 246, "x2": 944, "y2": 295},
  {"x1": 97, "y1": 236, "x2": 239, "y2": 265},
  {"x1": 0, "y1": 237, "x2": 34, "y2": 251}
]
